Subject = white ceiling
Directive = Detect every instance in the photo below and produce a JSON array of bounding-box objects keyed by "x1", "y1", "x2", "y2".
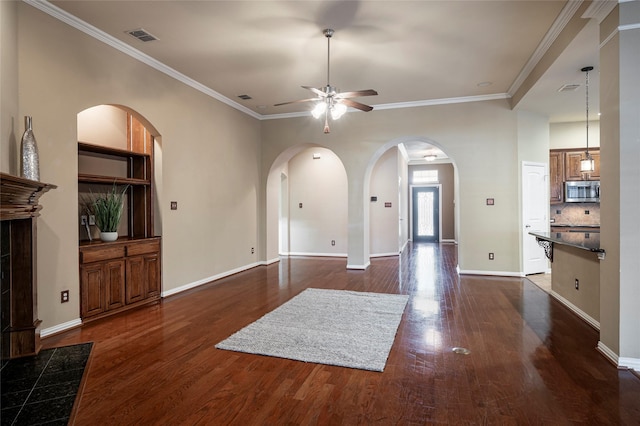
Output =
[{"x1": 44, "y1": 0, "x2": 606, "y2": 161}]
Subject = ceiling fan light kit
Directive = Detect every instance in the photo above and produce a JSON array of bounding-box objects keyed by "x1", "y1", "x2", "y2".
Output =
[{"x1": 275, "y1": 28, "x2": 378, "y2": 133}]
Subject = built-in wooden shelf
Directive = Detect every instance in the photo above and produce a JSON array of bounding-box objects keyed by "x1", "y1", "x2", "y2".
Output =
[{"x1": 77, "y1": 174, "x2": 150, "y2": 186}]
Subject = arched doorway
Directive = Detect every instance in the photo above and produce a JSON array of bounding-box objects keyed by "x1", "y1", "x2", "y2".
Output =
[
  {"x1": 365, "y1": 136, "x2": 459, "y2": 263},
  {"x1": 266, "y1": 145, "x2": 348, "y2": 262}
]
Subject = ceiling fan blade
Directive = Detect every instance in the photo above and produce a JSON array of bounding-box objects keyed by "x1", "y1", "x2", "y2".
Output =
[
  {"x1": 339, "y1": 98, "x2": 374, "y2": 112},
  {"x1": 274, "y1": 97, "x2": 321, "y2": 107},
  {"x1": 301, "y1": 86, "x2": 327, "y2": 97},
  {"x1": 336, "y1": 89, "x2": 378, "y2": 99}
]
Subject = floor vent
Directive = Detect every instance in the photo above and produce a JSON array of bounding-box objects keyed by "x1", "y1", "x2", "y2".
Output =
[
  {"x1": 238, "y1": 94, "x2": 252, "y2": 100},
  {"x1": 126, "y1": 28, "x2": 158, "y2": 42}
]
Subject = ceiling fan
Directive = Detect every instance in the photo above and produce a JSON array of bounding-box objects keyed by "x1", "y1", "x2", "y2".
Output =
[{"x1": 274, "y1": 28, "x2": 378, "y2": 133}]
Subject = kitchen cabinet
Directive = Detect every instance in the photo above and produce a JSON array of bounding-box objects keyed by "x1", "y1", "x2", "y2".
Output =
[
  {"x1": 80, "y1": 238, "x2": 161, "y2": 321},
  {"x1": 549, "y1": 151, "x2": 564, "y2": 204},
  {"x1": 564, "y1": 149, "x2": 600, "y2": 181}
]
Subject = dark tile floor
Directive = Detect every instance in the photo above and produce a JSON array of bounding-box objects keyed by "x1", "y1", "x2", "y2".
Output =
[{"x1": 1, "y1": 343, "x2": 92, "y2": 426}]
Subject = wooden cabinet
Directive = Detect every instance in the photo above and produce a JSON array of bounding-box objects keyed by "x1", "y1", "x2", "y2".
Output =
[
  {"x1": 587, "y1": 151, "x2": 600, "y2": 180},
  {"x1": 78, "y1": 113, "x2": 160, "y2": 322},
  {"x1": 80, "y1": 238, "x2": 161, "y2": 321},
  {"x1": 550, "y1": 148, "x2": 600, "y2": 205},
  {"x1": 78, "y1": 142, "x2": 153, "y2": 239},
  {"x1": 564, "y1": 149, "x2": 600, "y2": 181},
  {"x1": 549, "y1": 151, "x2": 564, "y2": 204}
]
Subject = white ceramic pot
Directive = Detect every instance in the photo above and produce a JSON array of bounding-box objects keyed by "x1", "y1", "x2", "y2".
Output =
[{"x1": 100, "y1": 231, "x2": 118, "y2": 242}]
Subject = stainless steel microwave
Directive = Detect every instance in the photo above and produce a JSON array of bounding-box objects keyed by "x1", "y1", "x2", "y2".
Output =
[{"x1": 565, "y1": 180, "x2": 600, "y2": 203}]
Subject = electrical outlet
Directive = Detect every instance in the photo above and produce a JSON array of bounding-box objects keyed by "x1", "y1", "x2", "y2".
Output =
[
  {"x1": 251, "y1": 247, "x2": 255, "y2": 254},
  {"x1": 331, "y1": 240, "x2": 336, "y2": 246},
  {"x1": 489, "y1": 253, "x2": 494, "y2": 260},
  {"x1": 61, "y1": 290, "x2": 70, "y2": 303},
  {"x1": 575, "y1": 279, "x2": 579, "y2": 290},
  {"x1": 80, "y1": 215, "x2": 87, "y2": 225},
  {"x1": 88, "y1": 215, "x2": 95, "y2": 225}
]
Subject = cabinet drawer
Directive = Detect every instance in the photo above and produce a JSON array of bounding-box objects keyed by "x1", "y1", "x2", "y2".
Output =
[
  {"x1": 126, "y1": 240, "x2": 160, "y2": 257},
  {"x1": 80, "y1": 245, "x2": 126, "y2": 264}
]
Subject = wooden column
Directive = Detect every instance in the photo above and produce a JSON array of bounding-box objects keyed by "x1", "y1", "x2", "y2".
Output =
[{"x1": 0, "y1": 172, "x2": 56, "y2": 359}]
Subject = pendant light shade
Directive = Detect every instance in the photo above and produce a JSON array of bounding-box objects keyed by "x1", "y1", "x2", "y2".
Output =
[{"x1": 580, "y1": 66, "x2": 594, "y2": 173}]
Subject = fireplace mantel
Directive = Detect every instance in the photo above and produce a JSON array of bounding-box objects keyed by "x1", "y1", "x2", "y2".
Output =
[{"x1": 1, "y1": 172, "x2": 56, "y2": 359}]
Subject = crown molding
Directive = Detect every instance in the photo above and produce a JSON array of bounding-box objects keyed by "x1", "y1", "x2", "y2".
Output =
[
  {"x1": 582, "y1": 0, "x2": 617, "y2": 23},
  {"x1": 508, "y1": 0, "x2": 584, "y2": 97},
  {"x1": 372, "y1": 93, "x2": 510, "y2": 111},
  {"x1": 24, "y1": 0, "x2": 262, "y2": 120},
  {"x1": 262, "y1": 93, "x2": 510, "y2": 120}
]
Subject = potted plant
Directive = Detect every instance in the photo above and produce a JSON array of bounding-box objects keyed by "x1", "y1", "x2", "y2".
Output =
[{"x1": 84, "y1": 184, "x2": 128, "y2": 242}]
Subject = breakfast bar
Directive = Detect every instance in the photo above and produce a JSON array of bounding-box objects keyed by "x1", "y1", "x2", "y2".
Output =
[{"x1": 529, "y1": 230, "x2": 604, "y2": 329}]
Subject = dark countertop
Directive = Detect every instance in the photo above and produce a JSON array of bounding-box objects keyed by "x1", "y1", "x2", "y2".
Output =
[
  {"x1": 550, "y1": 224, "x2": 600, "y2": 228},
  {"x1": 529, "y1": 230, "x2": 603, "y2": 253}
]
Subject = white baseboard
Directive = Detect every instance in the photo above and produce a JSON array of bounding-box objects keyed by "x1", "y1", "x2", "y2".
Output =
[
  {"x1": 41, "y1": 318, "x2": 82, "y2": 338},
  {"x1": 597, "y1": 341, "x2": 619, "y2": 366},
  {"x1": 347, "y1": 261, "x2": 370, "y2": 270},
  {"x1": 550, "y1": 290, "x2": 600, "y2": 330},
  {"x1": 618, "y1": 356, "x2": 640, "y2": 372},
  {"x1": 263, "y1": 257, "x2": 280, "y2": 265},
  {"x1": 457, "y1": 269, "x2": 524, "y2": 277},
  {"x1": 370, "y1": 252, "x2": 399, "y2": 258},
  {"x1": 286, "y1": 252, "x2": 348, "y2": 258},
  {"x1": 162, "y1": 262, "x2": 261, "y2": 298}
]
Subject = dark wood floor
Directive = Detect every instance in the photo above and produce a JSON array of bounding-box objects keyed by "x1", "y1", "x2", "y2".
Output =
[{"x1": 44, "y1": 243, "x2": 640, "y2": 425}]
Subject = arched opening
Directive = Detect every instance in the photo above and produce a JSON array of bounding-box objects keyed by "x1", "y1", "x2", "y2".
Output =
[
  {"x1": 76, "y1": 104, "x2": 163, "y2": 321},
  {"x1": 266, "y1": 144, "x2": 348, "y2": 263},
  {"x1": 365, "y1": 136, "x2": 459, "y2": 265},
  {"x1": 77, "y1": 105, "x2": 162, "y2": 240}
]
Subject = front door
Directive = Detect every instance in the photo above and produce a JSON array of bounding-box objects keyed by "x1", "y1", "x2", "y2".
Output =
[{"x1": 412, "y1": 186, "x2": 439, "y2": 242}]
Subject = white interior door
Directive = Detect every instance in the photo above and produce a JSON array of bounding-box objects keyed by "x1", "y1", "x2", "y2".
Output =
[{"x1": 522, "y1": 162, "x2": 548, "y2": 275}]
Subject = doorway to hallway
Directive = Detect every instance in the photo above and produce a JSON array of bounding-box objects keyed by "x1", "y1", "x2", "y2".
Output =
[{"x1": 411, "y1": 186, "x2": 440, "y2": 242}]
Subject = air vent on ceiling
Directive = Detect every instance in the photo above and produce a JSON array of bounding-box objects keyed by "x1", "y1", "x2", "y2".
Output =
[
  {"x1": 238, "y1": 94, "x2": 252, "y2": 100},
  {"x1": 126, "y1": 28, "x2": 158, "y2": 42},
  {"x1": 558, "y1": 83, "x2": 581, "y2": 92}
]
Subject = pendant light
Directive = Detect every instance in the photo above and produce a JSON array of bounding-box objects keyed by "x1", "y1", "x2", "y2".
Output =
[{"x1": 580, "y1": 66, "x2": 595, "y2": 173}]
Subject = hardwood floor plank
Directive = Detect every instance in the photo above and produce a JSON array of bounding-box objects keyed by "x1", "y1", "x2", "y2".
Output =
[{"x1": 41, "y1": 243, "x2": 640, "y2": 424}]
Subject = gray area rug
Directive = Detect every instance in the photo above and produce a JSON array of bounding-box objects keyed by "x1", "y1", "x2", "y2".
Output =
[{"x1": 215, "y1": 288, "x2": 409, "y2": 372}]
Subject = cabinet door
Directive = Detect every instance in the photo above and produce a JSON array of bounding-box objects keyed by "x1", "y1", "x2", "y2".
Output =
[
  {"x1": 549, "y1": 151, "x2": 564, "y2": 204},
  {"x1": 565, "y1": 152, "x2": 585, "y2": 181},
  {"x1": 126, "y1": 256, "x2": 146, "y2": 304},
  {"x1": 144, "y1": 254, "x2": 161, "y2": 298},
  {"x1": 81, "y1": 263, "x2": 106, "y2": 318},
  {"x1": 104, "y1": 260, "x2": 126, "y2": 310},
  {"x1": 587, "y1": 152, "x2": 600, "y2": 180}
]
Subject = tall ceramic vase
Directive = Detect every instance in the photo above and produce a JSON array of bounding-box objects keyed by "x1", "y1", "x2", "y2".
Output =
[{"x1": 20, "y1": 116, "x2": 40, "y2": 181}]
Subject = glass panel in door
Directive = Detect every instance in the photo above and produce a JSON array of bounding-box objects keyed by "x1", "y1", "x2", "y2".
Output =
[{"x1": 412, "y1": 187, "x2": 439, "y2": 242}]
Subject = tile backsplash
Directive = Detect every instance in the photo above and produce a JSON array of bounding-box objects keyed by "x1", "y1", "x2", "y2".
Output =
[{"x1": 550, "y1": 203, "x2": 600, "y2": 226}]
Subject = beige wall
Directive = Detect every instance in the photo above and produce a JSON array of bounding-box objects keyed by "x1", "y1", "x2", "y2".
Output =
[
  {"x1": 2, "y1": 2, "x2": 559, "y2": 334},
  {"x1": 1, "y1": 1, "x2": 19, "y2": 175},
  {"x1": 599, "y1": 2, "x2": 640, "y2": 364},
  {"x1": 550, "y1": 121, "x2": 600, "y2": 149},
  {"x1": 261, "y1": 100, "x2": 523, "y2": 274},
  {"x1": 552, "y1": 245, "x2": 600, "y2": 323},
  {"x1": 2, "y1": 4, "x2": 261, "y2": 330},
  {"x1": 370, "y1": 147, "x2": 400, "y2": 256},
  {"x1": 287, "y1": 147, "x2": 348, "y2": 255}
]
